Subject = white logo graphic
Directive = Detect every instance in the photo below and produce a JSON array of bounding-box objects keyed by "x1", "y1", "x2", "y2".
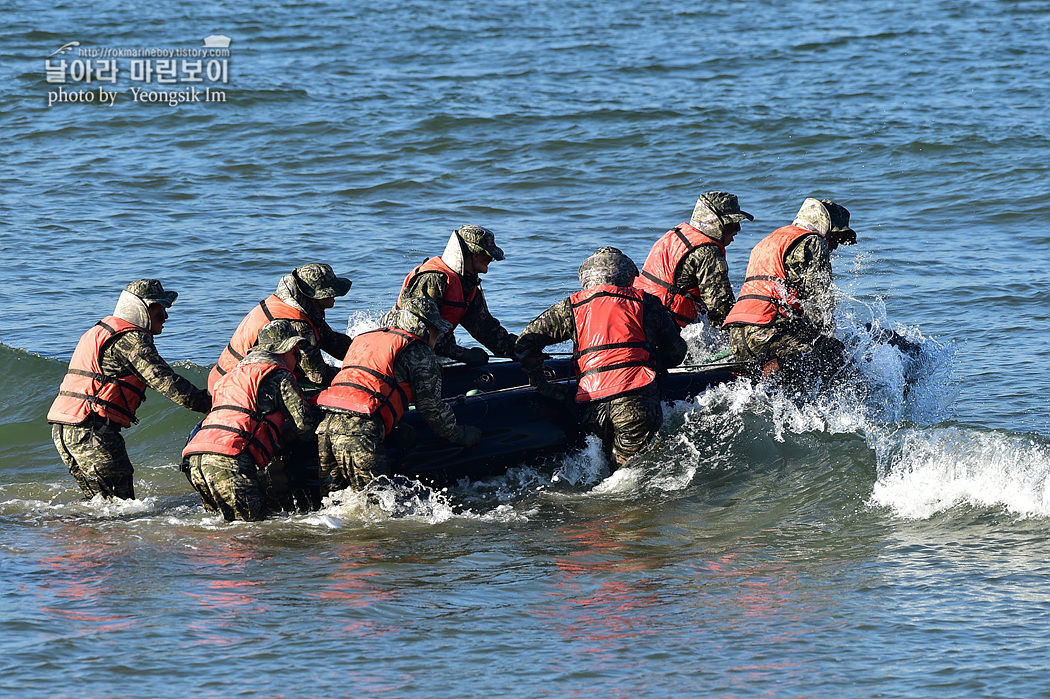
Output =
[
  {"x1": 48, "y1": 41, "x2": 80, "y2": 57},
  {"x1": 202, "y1": 35, "x2": 231, "y2": 48}
]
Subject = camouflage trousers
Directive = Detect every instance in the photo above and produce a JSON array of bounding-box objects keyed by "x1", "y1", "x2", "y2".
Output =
[
  {"x1": 581, "y1": 384, "x2": 664, "y2": 468},
  {"x1": 52, "y1": 416, "x2": 135, "y2": 499},
  {"x1": 727, "y1": 320, "x2": 823, "y2": 364},
  {"x1": 186, "y1": 452, "x2": 267, "y2": 522},
  {"x1": 316, "y1": 412, "x2": 390, "y2": 497},
  {"x1": 727, "y1": 322, "x2": 848, "y2": 390}
]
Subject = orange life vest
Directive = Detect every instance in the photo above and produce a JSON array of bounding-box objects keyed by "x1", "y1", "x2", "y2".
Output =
[
  {"x1": 569, "y1": 285, "x2": 656, "y2": 402},
  {"x1": 208, "y1": 294, "x2": 318, "y2": 393},
  {"x1": 314, "y1": 327, "x2": 421, "y2": 435},
  {"x1": 634, "y1": 222, "x2": 726, "y2": 327},
  {"x1": 183, "y1": 361, "x2": 288, "y2": 469},
  {"x1": 723, "y1": 225, "x2": 819, "y2": 327},
  {"x1": 394, "y1": 256, "x2": 477, "y2": 329},
  {"x1": 47, "y1": 316, "x2": 149, "y2": 428}
]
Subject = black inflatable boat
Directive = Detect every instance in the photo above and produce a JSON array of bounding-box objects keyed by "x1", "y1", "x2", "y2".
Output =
[{"x1": 391, "y1": 358, "x2": 740, "y2": 485}]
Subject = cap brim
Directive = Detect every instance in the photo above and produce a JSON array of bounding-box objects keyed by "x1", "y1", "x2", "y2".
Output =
[
  {"x1": 836, "y1": 228, "x2": 857, "y2": 245},
  {"x1": 312, "y1": 277, "x2": 353, "y2": 298},
  {"x1": 143, "y1": 291, "x2": 178, "y2": 308},
  {"x1": 726, "y1": 211, "x2": 754, "y2": 223},
  {"x1": 488, "y1": 245, "x2": 505, "y2": 261}
]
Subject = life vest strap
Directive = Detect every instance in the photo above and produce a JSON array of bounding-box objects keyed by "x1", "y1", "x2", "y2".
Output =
[
  {"x1": 196, "y1": 422, "x2": 277, "y2": 457},
  {"x1": 66, "y1": 369, "x2": 147, "y2": 399},
  {"x1": 571, "y1": 290, "x2": 644, "y2": 309},
  {"x1": 338, "y1": 364, "x2": 410, "y2": 408},
  {"x1": 575, "y1": 341, "x2": 650, "y2": 358},
  {"x1": 577, "y1": 360, "x2": 653, "y2": 379},
  {"x1": 57, "y1": 390, "x2": 139, "y2": 423},
  {"x1": 736, "y1": 294, "x2": 799, "y2": 317}
]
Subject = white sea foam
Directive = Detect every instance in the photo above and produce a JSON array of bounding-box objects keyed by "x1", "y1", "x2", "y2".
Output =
[
  {"x1": 869, "y1": 426, "x2": 1050, "y2": 519},
  {"x1": 551, "y1": 435, "x2": 609, "y2": 486},
  {"x1": 317, "y1": 475, "x2": 458, "y2": 524}
]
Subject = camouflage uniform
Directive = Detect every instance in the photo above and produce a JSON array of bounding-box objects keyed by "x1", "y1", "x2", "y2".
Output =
[
  {"x1": 187, "y1": 323, "x2": 320, "y2": 521},
  {"x1": 516, "y1": 248, "x2": 688, "y2": 467},
  {"x1": 675, "y1": 192, "x2": 754, "y2": 328},
  {"x1": 396, "y1": 225, "x2": 517, "y2": 362},
  {"x1": 317, "y1": 299, "x2": 478, "y2": 495},
  {"x1": 727, "y1": 198, "x2": 856, "y2": 379},
  {"x1": 51, "y1": 280, "x2": 210, "y2": 500},
  {"x1": 272, "y1": 263, "x2": 353, "y2": 387}
]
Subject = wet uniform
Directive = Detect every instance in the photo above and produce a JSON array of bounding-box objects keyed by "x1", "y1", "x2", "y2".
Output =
[
  {"x1": 316, "y1": 340, "x2": 468, "y2": 495},
  {"x1": 516, "y1": 291, "x2": 687, "y2": 466},
  {"x1": 186, "y1": 350, "x2": 319, "y2": 521},
  {"x1": 397, "y1": 268, "x2": 516, "y2": 362},
  {"x1": 51, "y1": 328, "x2": 209, "y2": 499}
]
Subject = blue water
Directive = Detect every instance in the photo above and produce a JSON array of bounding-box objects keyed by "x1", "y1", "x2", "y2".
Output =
[{"x1": 2, "y1": 0, "x2": 1050, "y2": 696}]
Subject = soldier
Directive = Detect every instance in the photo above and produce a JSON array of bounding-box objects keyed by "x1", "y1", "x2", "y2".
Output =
[
  {"x1": 515, "y1": 247, "x2": 687, "y2": 469},
  {"x1": 314, "y1": 297, "x2": 482, "y2": 497},
  {"x1": 48, "y1": 279, "x2": 211, "y2": 500},
  {"x1": 183, "y1": 320, "x2": 321, "y2": 522},
  {"x1": 208, "y1": 263, "x2": 353, "y2": 394},
  {"x1": 392, "y1": 225, "x2": 516, "y2": 366},
  {"x1": 635, "y1": 191, "x2": 754, "y2": 329},
  {"x1": 723, "y1": 197, "x2": 857, "y2": 382}
]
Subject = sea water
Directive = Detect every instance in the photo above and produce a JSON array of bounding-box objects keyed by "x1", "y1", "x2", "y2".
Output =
[{"x1": 2, "y1": 0, "x2": 1050, "y2": 696}]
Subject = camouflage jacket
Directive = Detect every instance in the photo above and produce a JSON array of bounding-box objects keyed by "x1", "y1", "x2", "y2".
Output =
[
  {"x1": 515, "y1": 290, "x2": 688, "y2": 381},
  {"x1": 275, "y1": 277, "x2": 352, "y2": 386},
  {"x1": 781, "y1": 234, "x2": 835, "y2": 334},
  {"x1": 102, "y1": 330, "x2": 210, "y2": 413},
  {"x1": 677, "y1": 245, "x2": 735, "y2": 328},
  {"x1": 241, "y1": 350, "x2": 320, "y2": 436},
  {"x1": 397, "y1": 269, "x2": 515, "y2": 361}
]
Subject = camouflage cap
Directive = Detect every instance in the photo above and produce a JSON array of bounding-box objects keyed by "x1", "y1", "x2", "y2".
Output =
[
  {"x1": 793, "y1": 198, "x2": 857, "y2": 246},
  {"x1": 293, "y1": 263, "x2": 353, "y2": 299},
  {"x1": 457, "y1": 224, "x2": 505, "y2": 261},
  {"x1": 256, "y1": 319, "x2": 309, "y2": 354},
  {"x1": 578, "y1": 246, "x2": 639, "y2": 288},
  {"x1": 692, "y1": 191, "x2": 754, "y2": 226},
  {"x1": 397, "y1": 296, "x2": 452, "y2": 335},
  {"x1": 821, "y1": 199, "x2": 856, "y2": 245},
  {"x1": 125, "y1": 279, "x2": 177, "y2": 307}
]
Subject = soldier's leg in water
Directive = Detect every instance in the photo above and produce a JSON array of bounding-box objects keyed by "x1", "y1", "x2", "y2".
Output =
[
  {"x1": 53, "y1": 419, "x2": 135, "y2": 499},
  {"x1": 194, "y1": 453, "x2": 266, "y2": 522},
  {"x1": 580, "y1": 401, "x2": 616, "y2": 463},
  {"x1": 318, "y1": 428, "x2": 350, "y2": 499},
  {"x1": 186, "y1": 454, "x2": 224, "y2": 514},
  {"x1": 608, "y1": 390, "x2": 663, "y2": 468},
  {"x1": 343, "y1": 425, "x2": 389, "y2": 491}
]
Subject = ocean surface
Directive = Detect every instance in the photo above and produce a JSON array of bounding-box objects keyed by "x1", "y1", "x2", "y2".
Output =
[{"x1": 2, "y1": 0, "x2": 1050, "y2": 696}]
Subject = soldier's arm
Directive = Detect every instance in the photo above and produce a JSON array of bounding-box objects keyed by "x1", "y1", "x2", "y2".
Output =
[
  {"x1": 271, "y1": 370, "x2": 320, "y2": 435},
  {"x1": 459, "y1": 285, "x2": 516, "y2": 358},
  {"x1": 514, "y1": 298, "x2": 574, "y2": 380},
  {"x1": 316, "y1": 317, "x2": 352, "y2": 364},
  {"x1": 788, "y1": 236, "x2": 835, "y2": 333},
  {"x1": 397, "y1": 343, "x2": 466, "y2": 443},
  {"x1": 644, "y1": 295, "x2": 688, "y2": 370},
  {"x1": 112, "y1": 332, "x2": 211, "y2": 413},
  {"x1": 288, "y1": 319, "x2": 338, "y2": 387},
  {"x1": 678, "y1": 246, "x2": 735, "y2": 328}
]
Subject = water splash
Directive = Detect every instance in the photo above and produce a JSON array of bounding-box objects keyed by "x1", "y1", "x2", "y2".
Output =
[
  {"x1": 317, "y1": 475, "x2": 458, "y2": 524},
  {"x1": 869, "y1": 426, "x2": 1050, "y2": 519}
]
